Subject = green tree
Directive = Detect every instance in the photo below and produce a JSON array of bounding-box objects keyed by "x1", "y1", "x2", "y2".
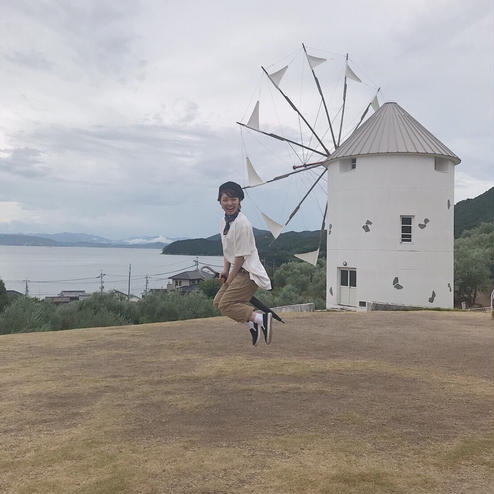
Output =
[
  {"x1": 0, "y1": 278, "x2": 9, "y2": 312},
  {"x1": 454, "y1": 222, "x2": 493, "y2": 306},
  {"x1": 269, "y1": 259, "x2": 326, "y2": 309},
  {"x1": 199, "y1": 278, "x2": 221, "y2": 298}
]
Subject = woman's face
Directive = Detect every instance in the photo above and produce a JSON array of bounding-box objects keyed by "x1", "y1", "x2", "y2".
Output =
[{"x1": 220, "y1": 193, "x2": 240, "y2": 216}]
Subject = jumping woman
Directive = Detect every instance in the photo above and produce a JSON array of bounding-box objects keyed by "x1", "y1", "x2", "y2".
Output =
[{"x1": 213, "y1": 181, "x2": 273, "y2": 345}]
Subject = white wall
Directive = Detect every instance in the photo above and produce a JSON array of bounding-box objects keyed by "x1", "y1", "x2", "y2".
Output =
[{"x1": 326, "y1": 154, "x2": 455, "y2": 309}]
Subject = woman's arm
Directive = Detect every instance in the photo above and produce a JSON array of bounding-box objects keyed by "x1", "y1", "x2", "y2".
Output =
[{"x1": 220, "y1": 258, "x2": 231, "y2": 282}]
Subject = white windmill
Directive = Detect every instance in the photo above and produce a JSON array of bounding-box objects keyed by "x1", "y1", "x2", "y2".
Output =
[{"x1": 238, "y1": 45, "x2": 459, "y2": 310}]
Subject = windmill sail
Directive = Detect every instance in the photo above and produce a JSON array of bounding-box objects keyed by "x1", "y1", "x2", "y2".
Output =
[
  {"x1": 247, "y1": 101, "x2": 260, "y2": 130},
  {"x1": 345, "y1": 62, "x2": 361, "y2": 82},
  {"x1": 294, "y1": 249, "x2": 320, "y2": 266},
  {"x1": 246, "y1": 157, "x2": 264, "y2": 187},
  {"x1": 371, "y1": 93, "x2": 380, "y2": 111},
  {"x1": 306, "y1": 54, "x2": 326, "y2": 69},
  {"x1": 268, "y1": 65, "x2": 288, "y2": 87},
  {"x1": 261, "y1": 212, "x2": 284, "y2": 239}
]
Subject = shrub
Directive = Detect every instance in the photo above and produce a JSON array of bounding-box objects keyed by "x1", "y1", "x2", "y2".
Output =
[
  {"x1": 138, "y1": 290, "x2": 219, "y2": 324},
  {"x1": 0, "y1": 297, "x2": 54, "y2": 334}
]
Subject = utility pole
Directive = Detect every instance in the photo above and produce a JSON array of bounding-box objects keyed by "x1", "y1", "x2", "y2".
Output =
[
  {"x1": 99, "y1": 271, "x2": 105, "y2": 294},
  {"x1": 194, "y1": 257, "x2": 199, "y2": 270},
  {"x1": 144, "y1": 275, "x2": 149, "y2": 296},
  {"x1": 127, "y1": 264, "x2": 131, "y2": 300},
  {"x1": 24, "y1": 279, "x2": 29, "y2": 297}
]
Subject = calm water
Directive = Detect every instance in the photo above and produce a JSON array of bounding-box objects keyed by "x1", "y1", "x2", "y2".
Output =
[{"x1": 0, "y1": 246, "x2": 223, "y2": 298}]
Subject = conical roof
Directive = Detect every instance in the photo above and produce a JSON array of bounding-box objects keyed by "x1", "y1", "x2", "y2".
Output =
[{"x1": 328, "y1": 102, "x2": 460, "y2": 164}]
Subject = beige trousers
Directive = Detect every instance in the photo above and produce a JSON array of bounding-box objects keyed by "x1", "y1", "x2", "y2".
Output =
[{"x1": 213, "y1": 270, "x2": 258, "y2": 322}]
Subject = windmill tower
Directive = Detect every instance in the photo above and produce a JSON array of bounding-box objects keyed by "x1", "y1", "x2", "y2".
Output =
[
  {"x1": 325, "y1": 102, "x2": 460, "y2": 309},
  {"x1": 239, "y1": 47, "x2": 460, "y2": 309}
]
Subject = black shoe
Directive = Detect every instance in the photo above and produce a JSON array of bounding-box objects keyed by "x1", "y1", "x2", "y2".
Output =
[
  {"x1": 261, "y1": 312, "x2": 273, "y2": 344},
  {"x1": 250, "y1": 323, "x2": 261, "y2": 346}
]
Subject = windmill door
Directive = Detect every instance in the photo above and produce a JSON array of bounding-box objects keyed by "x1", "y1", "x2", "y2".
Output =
[{"x1": 339, "y1": 268, "x2": 357, "y2": 306}]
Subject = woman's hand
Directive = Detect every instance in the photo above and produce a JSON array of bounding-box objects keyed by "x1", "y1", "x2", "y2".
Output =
[{"x1": 219, "y1": 271, "x2": 229, "y2": 283}]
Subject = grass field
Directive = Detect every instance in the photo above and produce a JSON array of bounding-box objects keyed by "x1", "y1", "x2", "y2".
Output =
[{"x1": 0, "y1": 311, "x2": 492, "y2": 493}]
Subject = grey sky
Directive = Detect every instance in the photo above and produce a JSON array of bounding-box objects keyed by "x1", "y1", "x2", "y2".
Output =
[{"x1": 0, "y1": 0, "x2": 492, "y2": 239}]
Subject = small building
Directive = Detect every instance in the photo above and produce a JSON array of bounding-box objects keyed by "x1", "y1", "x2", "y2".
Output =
[
  {"x1": 168, "y1": 269, "x2": 214, "y2": 292},
  {"x1": 45, "y1": 290, "x2": 89, "y2": 304},
  {"x1": 59, "y1": 290, "x2": 89, "y2": 301},
  {"x1": 6, "y1": 290, "x2": 24, "y2": 299},
  {"x1": 111, "y1": 290, "x2": 141, "y2": 302}
]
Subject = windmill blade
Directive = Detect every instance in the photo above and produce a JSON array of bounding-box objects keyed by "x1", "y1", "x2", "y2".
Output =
[
  {"x1": 268, "y1": 169, "x2": 327, "y2": 247},
  {"x1": 242, "y1": 161, "x2": 327, "y2": 190},
  {"x1": 294, "y1": 201, "x2": 327, "y2": 266},
  {"x1": 302, "y1": 43, "x2": 337, "y2": 150},
  {"x1": 262, "y1": 66, "x2": 330, "y2": 156},
  {"x1": 284, "y1": 168, "x2": 327, "y2": 227},
  {"x1": 337, "y1": 54, "x2": 349, "y2": 146},
  {"x1": 353, "y1": 89, "x2": 381, "y2": 133},
  {"x1": 237, "y1": 122, "x2": 327, "y2": 157}
]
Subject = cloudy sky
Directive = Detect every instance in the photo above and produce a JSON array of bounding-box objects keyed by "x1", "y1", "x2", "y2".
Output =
[{"x1": 0, "y1": 0, "x2": 492, "y2": 240}]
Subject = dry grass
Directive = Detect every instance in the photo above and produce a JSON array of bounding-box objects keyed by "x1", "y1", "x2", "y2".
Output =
[{"x1": 0, "y1": 311, "x2": 492, "y2": 493}]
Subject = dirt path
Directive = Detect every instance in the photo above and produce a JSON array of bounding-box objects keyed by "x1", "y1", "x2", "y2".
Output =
[{"x1": 0, "y1": 311, "x2": 492, "y2": 493}]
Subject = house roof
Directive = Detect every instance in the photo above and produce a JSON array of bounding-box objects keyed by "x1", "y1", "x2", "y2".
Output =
[
  {"x1": 328, "y1": 102, "x2": 461, "y2": 165},
  {"x1": 169, "y1": 269, "x2": 213, "y2": 281},
  {"x1": 6, "y1": 290, "x2": 24, "y2": 296}
]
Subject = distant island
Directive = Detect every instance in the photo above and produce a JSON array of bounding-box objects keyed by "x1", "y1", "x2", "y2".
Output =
[{"x1": 0, "y1": 232, "x2": 182, "y2": 249}]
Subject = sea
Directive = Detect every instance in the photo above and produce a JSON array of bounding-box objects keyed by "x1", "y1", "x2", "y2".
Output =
[{"x1": 0, "y1": 246, "x2": 223, "y2": 299}]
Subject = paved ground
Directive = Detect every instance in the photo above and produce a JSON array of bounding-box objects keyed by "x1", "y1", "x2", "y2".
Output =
[{"x1": 0, "y1": 311, "x2": 492, "y2": 493}]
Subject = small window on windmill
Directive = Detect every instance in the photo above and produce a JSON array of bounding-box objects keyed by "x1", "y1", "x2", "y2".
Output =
[
  {"x1": 339, "y1": 158, "x2": 356, "y2": 173},
  {"x1": 434, "y1": 157, "x2": 449, "y2": 172},
  {"x1": 400, "y1": 216, "x2": 413, "y2": 243}
]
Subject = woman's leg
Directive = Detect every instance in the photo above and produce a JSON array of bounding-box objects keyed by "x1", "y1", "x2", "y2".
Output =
[
  {"x1": 217, "y1": 271, "x2": 258, "y2": 322},
  {"x1": 212, "y1": 282, "x2": 228, "y2": 312}
]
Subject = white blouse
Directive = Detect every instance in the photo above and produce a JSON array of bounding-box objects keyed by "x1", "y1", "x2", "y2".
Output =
[{"x1": 220, "y1": 212, "x2": 271, "y2": 290}]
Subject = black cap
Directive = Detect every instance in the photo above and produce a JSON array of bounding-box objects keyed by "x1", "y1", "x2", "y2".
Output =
[{"x1": 218, "y1": 181, "x2": 244, "y2": 201}]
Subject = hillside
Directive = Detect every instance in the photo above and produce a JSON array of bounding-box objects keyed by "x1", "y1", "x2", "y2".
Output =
[
  {"x1": 0, "y1": 234, "x2": 58, "y2": 246},
  {"x1": 454, "y1": 186, "x2": 493, "y2": 237}
]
